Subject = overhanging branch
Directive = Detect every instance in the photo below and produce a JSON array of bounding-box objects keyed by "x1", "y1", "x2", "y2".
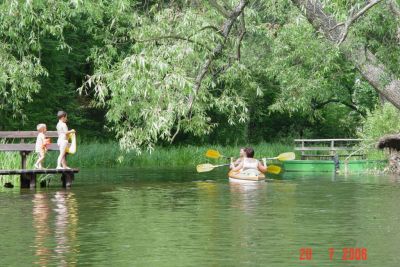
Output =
[
  {"x1": 136, "y1": 35, "x2": 212, "y2": 51},
  {"x1": 237, "y1": 12, "x2": 246, "y2": 61},
  {"x1": 291, "y1": 0, "x2": 400, "y2": 110},
  {"x1": 336, "y1": 0, "x2": 383, "y2": 45},
  {"x1": 209, "y1": 0, "x2": 231, "y2": 18},
  {"x1": 187, "y1": 0, "x2": 248, "y2": 115},
  {"x1": 389, "y1": 0, "x2": 400, "y2": 18}
]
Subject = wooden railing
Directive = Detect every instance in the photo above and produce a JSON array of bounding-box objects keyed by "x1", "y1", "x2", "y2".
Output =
[{"x1": 294, "y1": 139, "x2": 365, "y2": 160}]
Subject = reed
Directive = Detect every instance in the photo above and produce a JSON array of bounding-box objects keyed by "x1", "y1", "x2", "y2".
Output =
[
  {"x1": 64, "y1": 142, "x2": 294, "y2": 168},
  {"x1": 0, "y1": 152, "x2": 37, "y2": 186},
  {"x1": 0, "y1": 141, "x2": 385, "y2": 171},
  {"x1": 0, "y1": 142, "x2": 293, "y2": 170}
]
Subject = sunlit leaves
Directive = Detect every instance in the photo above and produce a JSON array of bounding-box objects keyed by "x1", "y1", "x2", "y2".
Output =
[
  {"x1": 0, "y1": 0, "x2": 77, "y2": 115},
  {"x1": 358, "y1": 103, "x2": 400, "y2": 143},
  {"x1": 266, "y1": 18, "x2": 377, "y2": 119},
  {"x1": 82, "y1": 1, "x2": 254, "y2": 152}
]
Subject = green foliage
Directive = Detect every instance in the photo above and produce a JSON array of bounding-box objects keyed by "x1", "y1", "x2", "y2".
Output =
[
  {"x1": 0, "y1": 142, "x2": 293, "y2": 170},
  {"x1": 0, "y1": 0, "x2": 398, "y2": 150},
  {"x1": 80, "y1": 1, "x2": 255, "y2": 152},
  {"x1": 358, "y1": 103, "x2": 400, "y2": 143},
  {"x1": 266, "y1": 17, "x2": 378, "y2": 119},
  {"x1": 0, "y1": 0, "x2": 75, "y2": 116}
]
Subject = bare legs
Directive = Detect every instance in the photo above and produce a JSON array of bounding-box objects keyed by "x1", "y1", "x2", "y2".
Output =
[
  {"x1": 57, "y1": 140, "x2": 69, "y2": 169},
  {"x1": 35, "y1": 151, "x2": 46, "y2": 169}
]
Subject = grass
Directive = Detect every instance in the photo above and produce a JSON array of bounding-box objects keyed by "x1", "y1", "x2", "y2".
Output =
[
  {"x1": 0, "y1": 140, "x2": 387, "y2": 170},
  {"x1": 0, "y1": 142, "x2": 294, "y2": 170},
  {"x1": 0, "y1": 141, "x2": 388, "y2": 187},
  {"x1": 62, "y1": 142, "x2": 295, "y2": 168}
]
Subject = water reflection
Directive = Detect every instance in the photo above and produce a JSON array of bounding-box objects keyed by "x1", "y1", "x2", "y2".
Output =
[
  {"x1": 32, "y1": 191, "x2": 78, "y2": 267},
  {"x1": 53, "y1": 191, "x2": 78, "y2": 266},
  {"x1": 229, "y1": 180, "x2": 267, "y2": 213},
  {"x1": 32, "y1": 193, "x2": 51, "y2": 266}
]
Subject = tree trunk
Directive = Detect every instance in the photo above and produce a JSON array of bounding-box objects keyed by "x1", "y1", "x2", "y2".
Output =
[{"x1": 291, "y1": 0, "x2": 400, "y2": 110}]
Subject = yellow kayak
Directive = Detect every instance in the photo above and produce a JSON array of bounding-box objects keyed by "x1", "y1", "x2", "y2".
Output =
[{"x1": 228, "y1": 170, "x2": 265, "y2": 182}]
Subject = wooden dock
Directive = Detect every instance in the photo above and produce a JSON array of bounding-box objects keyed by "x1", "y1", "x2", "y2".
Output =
[
  {"x1": 0, "y1": 131, "x2": 79, "y2": 188},
  {"x1": 294, "y1": 139, "x2": 366, "y2": 160},
  {"x1": 0, "y1": 168, "x2": 79, "y2": 188}
]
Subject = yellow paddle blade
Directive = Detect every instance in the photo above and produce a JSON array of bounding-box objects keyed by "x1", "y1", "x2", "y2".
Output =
[
  {"x1": 276, "y1": 152, "x2": 295, "y2": 161},
  {"x1": 196, "y1": 164, "x2": 215, "y2": 173},
  {"x1": 267, "y1": 165, "x2": 282, "y2": 175},
  {"x1": 205, "y1": 149, "x2": 221, "y2": 159}
]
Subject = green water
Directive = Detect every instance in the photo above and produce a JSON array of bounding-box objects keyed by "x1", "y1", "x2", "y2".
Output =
[{"x1": 0, "y1": 168, "x2": 399, "y2": 266}]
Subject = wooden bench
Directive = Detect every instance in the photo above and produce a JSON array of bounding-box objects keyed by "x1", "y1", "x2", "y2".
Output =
[
  {"x1": 294, "y1": 139, "x2": 366, "y2": 160},
  {"x1": 0, "y1": 131, "x2": 79, "y2": 188}
]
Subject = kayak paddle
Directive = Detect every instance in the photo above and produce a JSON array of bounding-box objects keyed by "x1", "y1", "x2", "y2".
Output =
[
  {"x1": 205, "y1": 149, "x2": 229, "y2": 159},
  {"x1": 265, "y1": 152, "x2": 295, "y2": 161},
  {"x1": 196, "y1": 163, "x2": 282, "y2": 175},
  {"x1": 206, "y1": 149, "x2": 295, "y2": 162},
  {"x1": 266, "y1": 165, "x2": 282, "y2": 175},
  {"x1": 197, "y1": 163, "x2": 230, "y2": 173}
]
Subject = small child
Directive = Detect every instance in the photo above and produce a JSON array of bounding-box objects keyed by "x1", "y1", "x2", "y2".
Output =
[
  {"x1": 56, "y1": 111, "x2": 75, "y2": 169},
  {"x1": 35, "y1": 124, "x2": 48, "y2": 169}
]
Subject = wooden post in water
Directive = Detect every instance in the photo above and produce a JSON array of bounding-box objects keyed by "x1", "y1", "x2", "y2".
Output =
[
  {"x1": 20, "y1": 151, "x2": 30, "y2": 188},
  {"x1": 28, "y1": 173, "x2": 36, "y2": 189},
  {"x1": 61, "y1": 173, "x2": 74, "y2": 188}
]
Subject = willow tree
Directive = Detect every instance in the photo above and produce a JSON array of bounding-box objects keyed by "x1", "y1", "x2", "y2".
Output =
[
  {"x1": 3, "y1": 0, "x2": 400, "y2": 151},
  {"x1": 80, "y1": 0, "x2": 258, "y2": 151},
  {"x1": 290, "y1": 0, "x2": 400, "y2": 109},
  {"x1": 0, "y1": 0, "x2": 75, "y2": 119}
]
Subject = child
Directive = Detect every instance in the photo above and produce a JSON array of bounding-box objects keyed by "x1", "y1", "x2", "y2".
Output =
[
  {"x1": 56, "y1": 111, "x2": 75, "y2": 169},
  {"x1": 35, "y1": 124, "x2": 48, "y2": 169}
]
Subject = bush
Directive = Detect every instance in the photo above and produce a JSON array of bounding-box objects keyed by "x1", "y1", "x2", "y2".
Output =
[{"x1": 358, "y1": 103, "x2": 400, "y2": 143}]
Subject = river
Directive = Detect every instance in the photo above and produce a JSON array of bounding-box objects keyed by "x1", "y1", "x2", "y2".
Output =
[{"x1": 0, "y1": 168, "x2": 399, "y2": 266}]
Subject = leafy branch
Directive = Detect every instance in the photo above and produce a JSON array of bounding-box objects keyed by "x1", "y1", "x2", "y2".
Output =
[
  {"x1": 187, "y1": 0, "x2": 248, "y2": 116},
  {"x1": 330, "y1": 0, "x2": 383, "y2": 45},
  {"x1": 136, "y1": 35, "x2": 213, "y2": 51}
]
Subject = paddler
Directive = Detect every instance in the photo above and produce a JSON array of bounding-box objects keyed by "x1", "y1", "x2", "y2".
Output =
[
  {"x1": 232, "y1": 147, "x2": 247, "y2": 167},
  {"x1": 230, "y1": 147, "x2": 267, "y2": 174}
]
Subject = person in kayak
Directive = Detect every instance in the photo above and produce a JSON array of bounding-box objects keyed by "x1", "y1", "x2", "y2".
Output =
[
  {"x1": 232, "y1": 147, "x2": 247, "y2": 167},
  {"x1": 230, "y1": 147, "x2": 267, "y2": 174}
]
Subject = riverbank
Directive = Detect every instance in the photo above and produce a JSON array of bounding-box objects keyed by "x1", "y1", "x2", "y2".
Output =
[{"x1": 0, "y1": 142, "x2": 294, "y2": 170}]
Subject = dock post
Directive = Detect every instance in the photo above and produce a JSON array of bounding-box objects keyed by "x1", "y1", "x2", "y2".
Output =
[
  {"x1": 19, "y1": 151, "x2": 31, "y2": 188},
  {"x1": 29, "y1": 173, "x2": 36, "y2": 189},
  {"x1": 20, "y1": 174, "x2": 30, "y2": 188},
  {"x1": 61, "y1": 173, "x2": 74, "y2": 188}
]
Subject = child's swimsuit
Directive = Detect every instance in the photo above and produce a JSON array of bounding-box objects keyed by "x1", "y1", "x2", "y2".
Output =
[
  {"x1": 56, "y1": 120, "x2": 68, "y2": 150},
  {"x1": 35, "y1": 132, "x2": 46, "y2": 153}
]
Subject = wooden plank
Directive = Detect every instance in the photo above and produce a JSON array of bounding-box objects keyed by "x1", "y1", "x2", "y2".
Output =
[
  {"x1": 0, "y1": 131, "x2": 58, "y2": 138},
  {"x1": 0, "y1": 144, "x2": 34, "y2": 151},
  {"x1": 0, "y1": 168, "x2": 79, "y2": 175},
  {"x1": 302, "y1": 154, "x2": 365, "y2": 158},
  {"x1": 294, "y1": 139, "x2": 362, "y2": 142},
  {"x1": 294, "y1": 147, "x2": 357, "y2": 151},
  {"x1": 0, "y1": 143, "x2": 59, "y2": 151}
]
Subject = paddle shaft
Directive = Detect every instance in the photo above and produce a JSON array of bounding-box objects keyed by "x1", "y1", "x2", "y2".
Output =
[{"x1": 214, "y1": 164, "x2": 230, "y2": 167}]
